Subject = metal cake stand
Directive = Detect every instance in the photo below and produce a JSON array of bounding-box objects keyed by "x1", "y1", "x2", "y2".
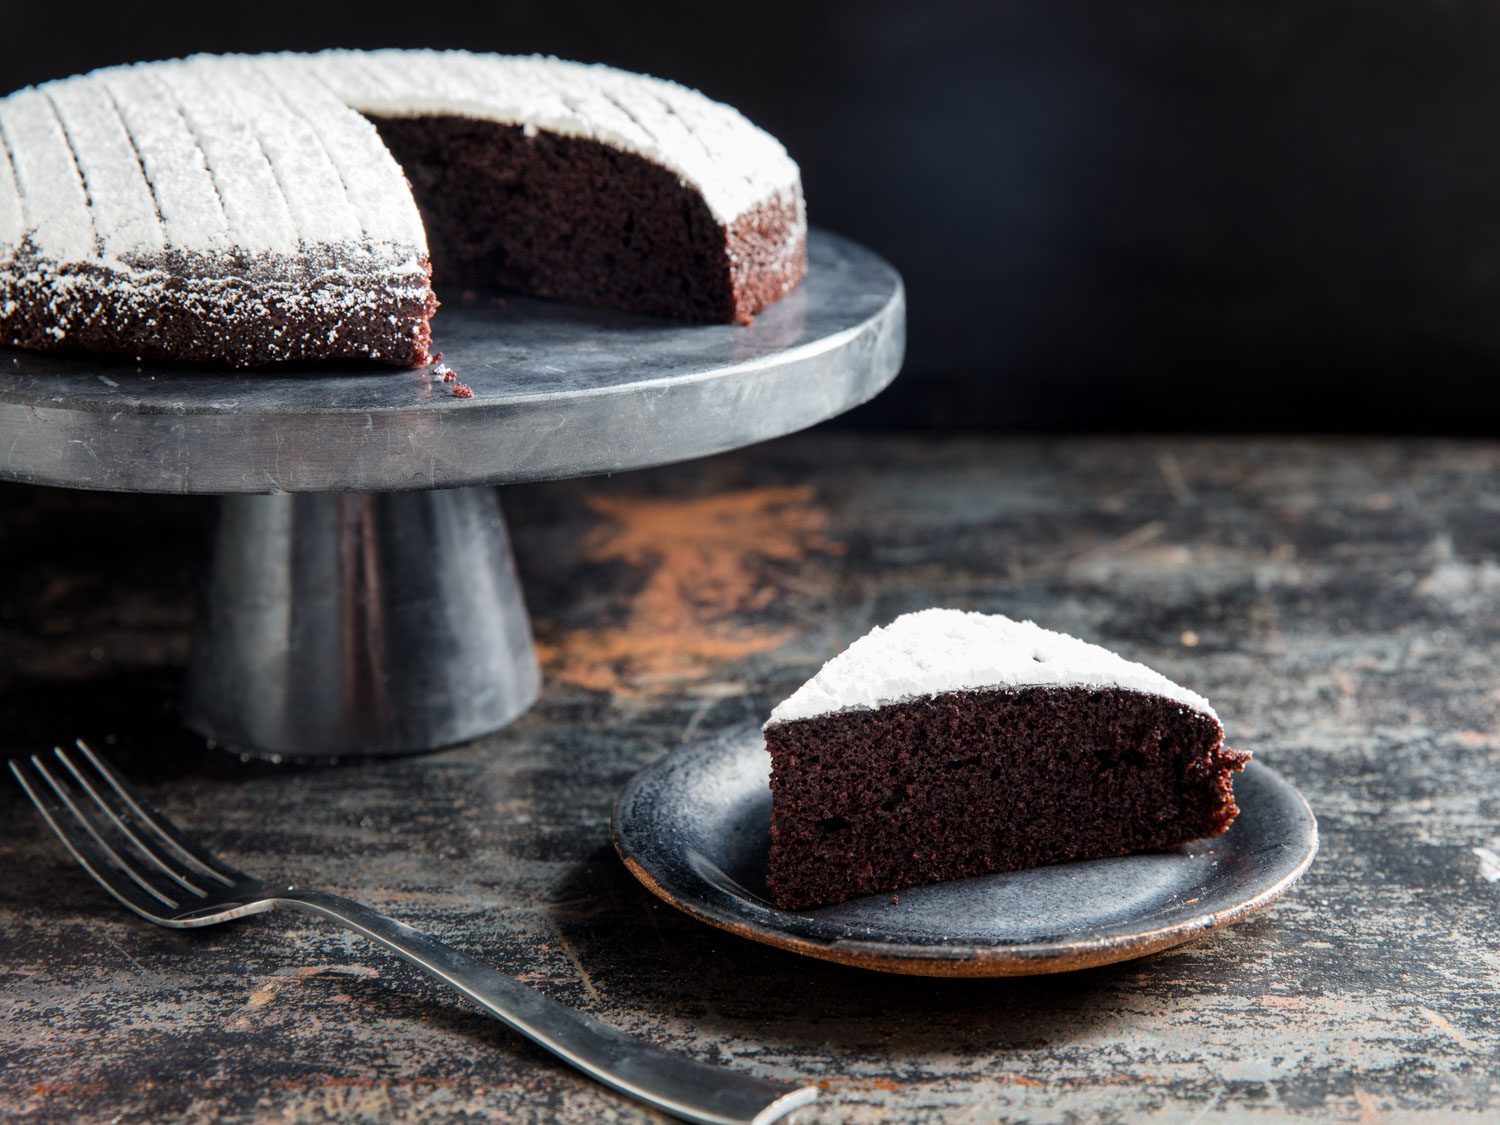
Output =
[{"x1": 0, "y1": 230, "x2": 905, "y2": 758}]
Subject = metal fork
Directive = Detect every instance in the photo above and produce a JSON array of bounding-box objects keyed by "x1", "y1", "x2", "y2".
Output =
[{"x1": 9, "y1": 742, "x2": 817, "y2": 1125}]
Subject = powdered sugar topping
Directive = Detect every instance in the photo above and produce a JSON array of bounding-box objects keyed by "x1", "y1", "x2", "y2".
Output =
[
  {"x1": 95, "y1": 64, "x2": 233, "y2": 255},
  {"x1": 309, "y1": 49, "x2": 800, "y2": 226},
  {"x1": 249, "y1": 54, "x2": 426, "y2": 253},
  {"x1": 211, "y1": 56, "x2": 363, "y2": 246},
  {"x1": 0, "y1": 49, "x2": 799, "y2": 270},
  {"x1": 0, "y1": 88, "x2": 95, "y2": 262},
  {"x1": 45, "y1": 78, "x2": 165, "y2": 259},
  {"x1": 766, "y1": 609, "x2": 1218, "y2": 726},
  {"x1": 0, "y1": 129, "x2": 25, "y2": 256}
]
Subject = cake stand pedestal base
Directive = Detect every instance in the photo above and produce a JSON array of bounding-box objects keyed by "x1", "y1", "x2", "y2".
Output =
[{"x1": 181, "y1": 488, "x2": 540, "y2": 760}]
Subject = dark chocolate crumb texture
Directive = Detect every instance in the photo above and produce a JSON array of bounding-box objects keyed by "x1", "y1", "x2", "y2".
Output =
[
  {"x1": 0, "y1": 51, "x2": 807, "y2": 368},
  {"x1": 764, "y1": 610, "x2": 1249, "y2": 911}
]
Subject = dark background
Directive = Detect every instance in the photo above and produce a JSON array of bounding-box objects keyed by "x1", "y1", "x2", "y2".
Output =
[{"x1": 6, "y1": 0, "x2": 1500, "y2": 433}]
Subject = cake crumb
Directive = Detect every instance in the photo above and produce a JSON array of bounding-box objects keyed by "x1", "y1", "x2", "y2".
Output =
[
  {"x1": 451, "y1": 382, "x2": 474, "y2": 398},
  {"x1": 890, "y1": 893, "x2": 900, "y2": 905}
]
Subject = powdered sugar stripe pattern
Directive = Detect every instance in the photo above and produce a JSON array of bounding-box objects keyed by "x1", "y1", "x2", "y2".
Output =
[
  {"x1": 213, "y1": 56, "x2": 364, "y2": 248},
  {"x1": 156, "y1": 59, "x2": 298, "y2": 256},
  {"x1": 613, "y1": 81, "x2": 717, "y2": 181},
  {"x1": 0, "y1": 88, "x2": 96, "y2": 262},
  {"x1": 98, "y1": 65, "x2": 230, "y2": 253},
  {"x1": 0, "y1": 133, "x2": 24, "y2": 260},
  {"x1": 498, "y1": 57, "x2": 666, "y2": 165},
  {"x1": 452, "y1": 55, "x2": 615, "y2": 147},
  {"x1": 251, "y1": 54, "x2": 426, "y2": 253},
  {"x1": 311, "y1": 50, "x2": 799, "y2": 226},
  {"x1": 45, "y1": 79, "x2": 165, "y2": 260},
  {"x1": 5, "y1": 49, "x2": 800, "y2": 268}
]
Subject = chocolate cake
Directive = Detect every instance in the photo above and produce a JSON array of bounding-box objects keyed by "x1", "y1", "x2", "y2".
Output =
[
  {"x1": 0, "y1": 51, "x2": 806, "y2": 368},
  {"x1": 764, "y1": 610, "x2": 1249, "y2": 910}
]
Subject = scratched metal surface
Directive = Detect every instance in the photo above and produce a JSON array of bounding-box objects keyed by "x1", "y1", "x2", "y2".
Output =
[{"x1": 2, "y1": 435, "x2": 1498, "y2": 1121}]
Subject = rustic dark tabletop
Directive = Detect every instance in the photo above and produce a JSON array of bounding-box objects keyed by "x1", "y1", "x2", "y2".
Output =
[{"x1": 2, "y1": 434, "x2": 1498, "y2": 1122}]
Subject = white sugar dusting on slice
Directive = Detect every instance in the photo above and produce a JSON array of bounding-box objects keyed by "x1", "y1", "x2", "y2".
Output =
[
  {"x1": 0, "y1": 88, "x2": 96, "y2": 262},
  {"x1": 767, "y1": 609, "x2": 1219, "y2": 726},
  {"x1": 45, "y1": 77, "x2": 165, "y2": 259}
]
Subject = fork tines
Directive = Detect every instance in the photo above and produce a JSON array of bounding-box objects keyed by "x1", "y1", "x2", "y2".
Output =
[{"x1": 9, "y1": 741, "x2": 242, "y2": 922}]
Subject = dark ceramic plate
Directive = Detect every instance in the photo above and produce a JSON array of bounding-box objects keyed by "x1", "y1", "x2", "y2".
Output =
[{"x1": 612, "y1": 723, "x2": 1317, "y2": 977}]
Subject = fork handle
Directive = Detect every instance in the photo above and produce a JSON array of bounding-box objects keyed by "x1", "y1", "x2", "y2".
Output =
[{"x1": 269, "y1": 889, "x2": 815, "y2": 1125}]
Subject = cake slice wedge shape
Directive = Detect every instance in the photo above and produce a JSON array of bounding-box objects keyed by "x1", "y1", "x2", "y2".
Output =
[{"x1": 763, "y1": 609, "x2": 1250, "y2": 910}]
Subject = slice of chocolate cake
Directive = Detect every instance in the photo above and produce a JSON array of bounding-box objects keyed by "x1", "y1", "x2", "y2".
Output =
[
  {"x1": 764, "y1": 609, "x2": 1250, "y2": 910},
  {"x1": 0, "y1": 51, "x2": 807, "y2": 368}
]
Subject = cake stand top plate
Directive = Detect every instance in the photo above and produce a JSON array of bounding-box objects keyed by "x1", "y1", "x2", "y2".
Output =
[{"x1": 0, "y1": 229, "x2": 903, "y2": 494}]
